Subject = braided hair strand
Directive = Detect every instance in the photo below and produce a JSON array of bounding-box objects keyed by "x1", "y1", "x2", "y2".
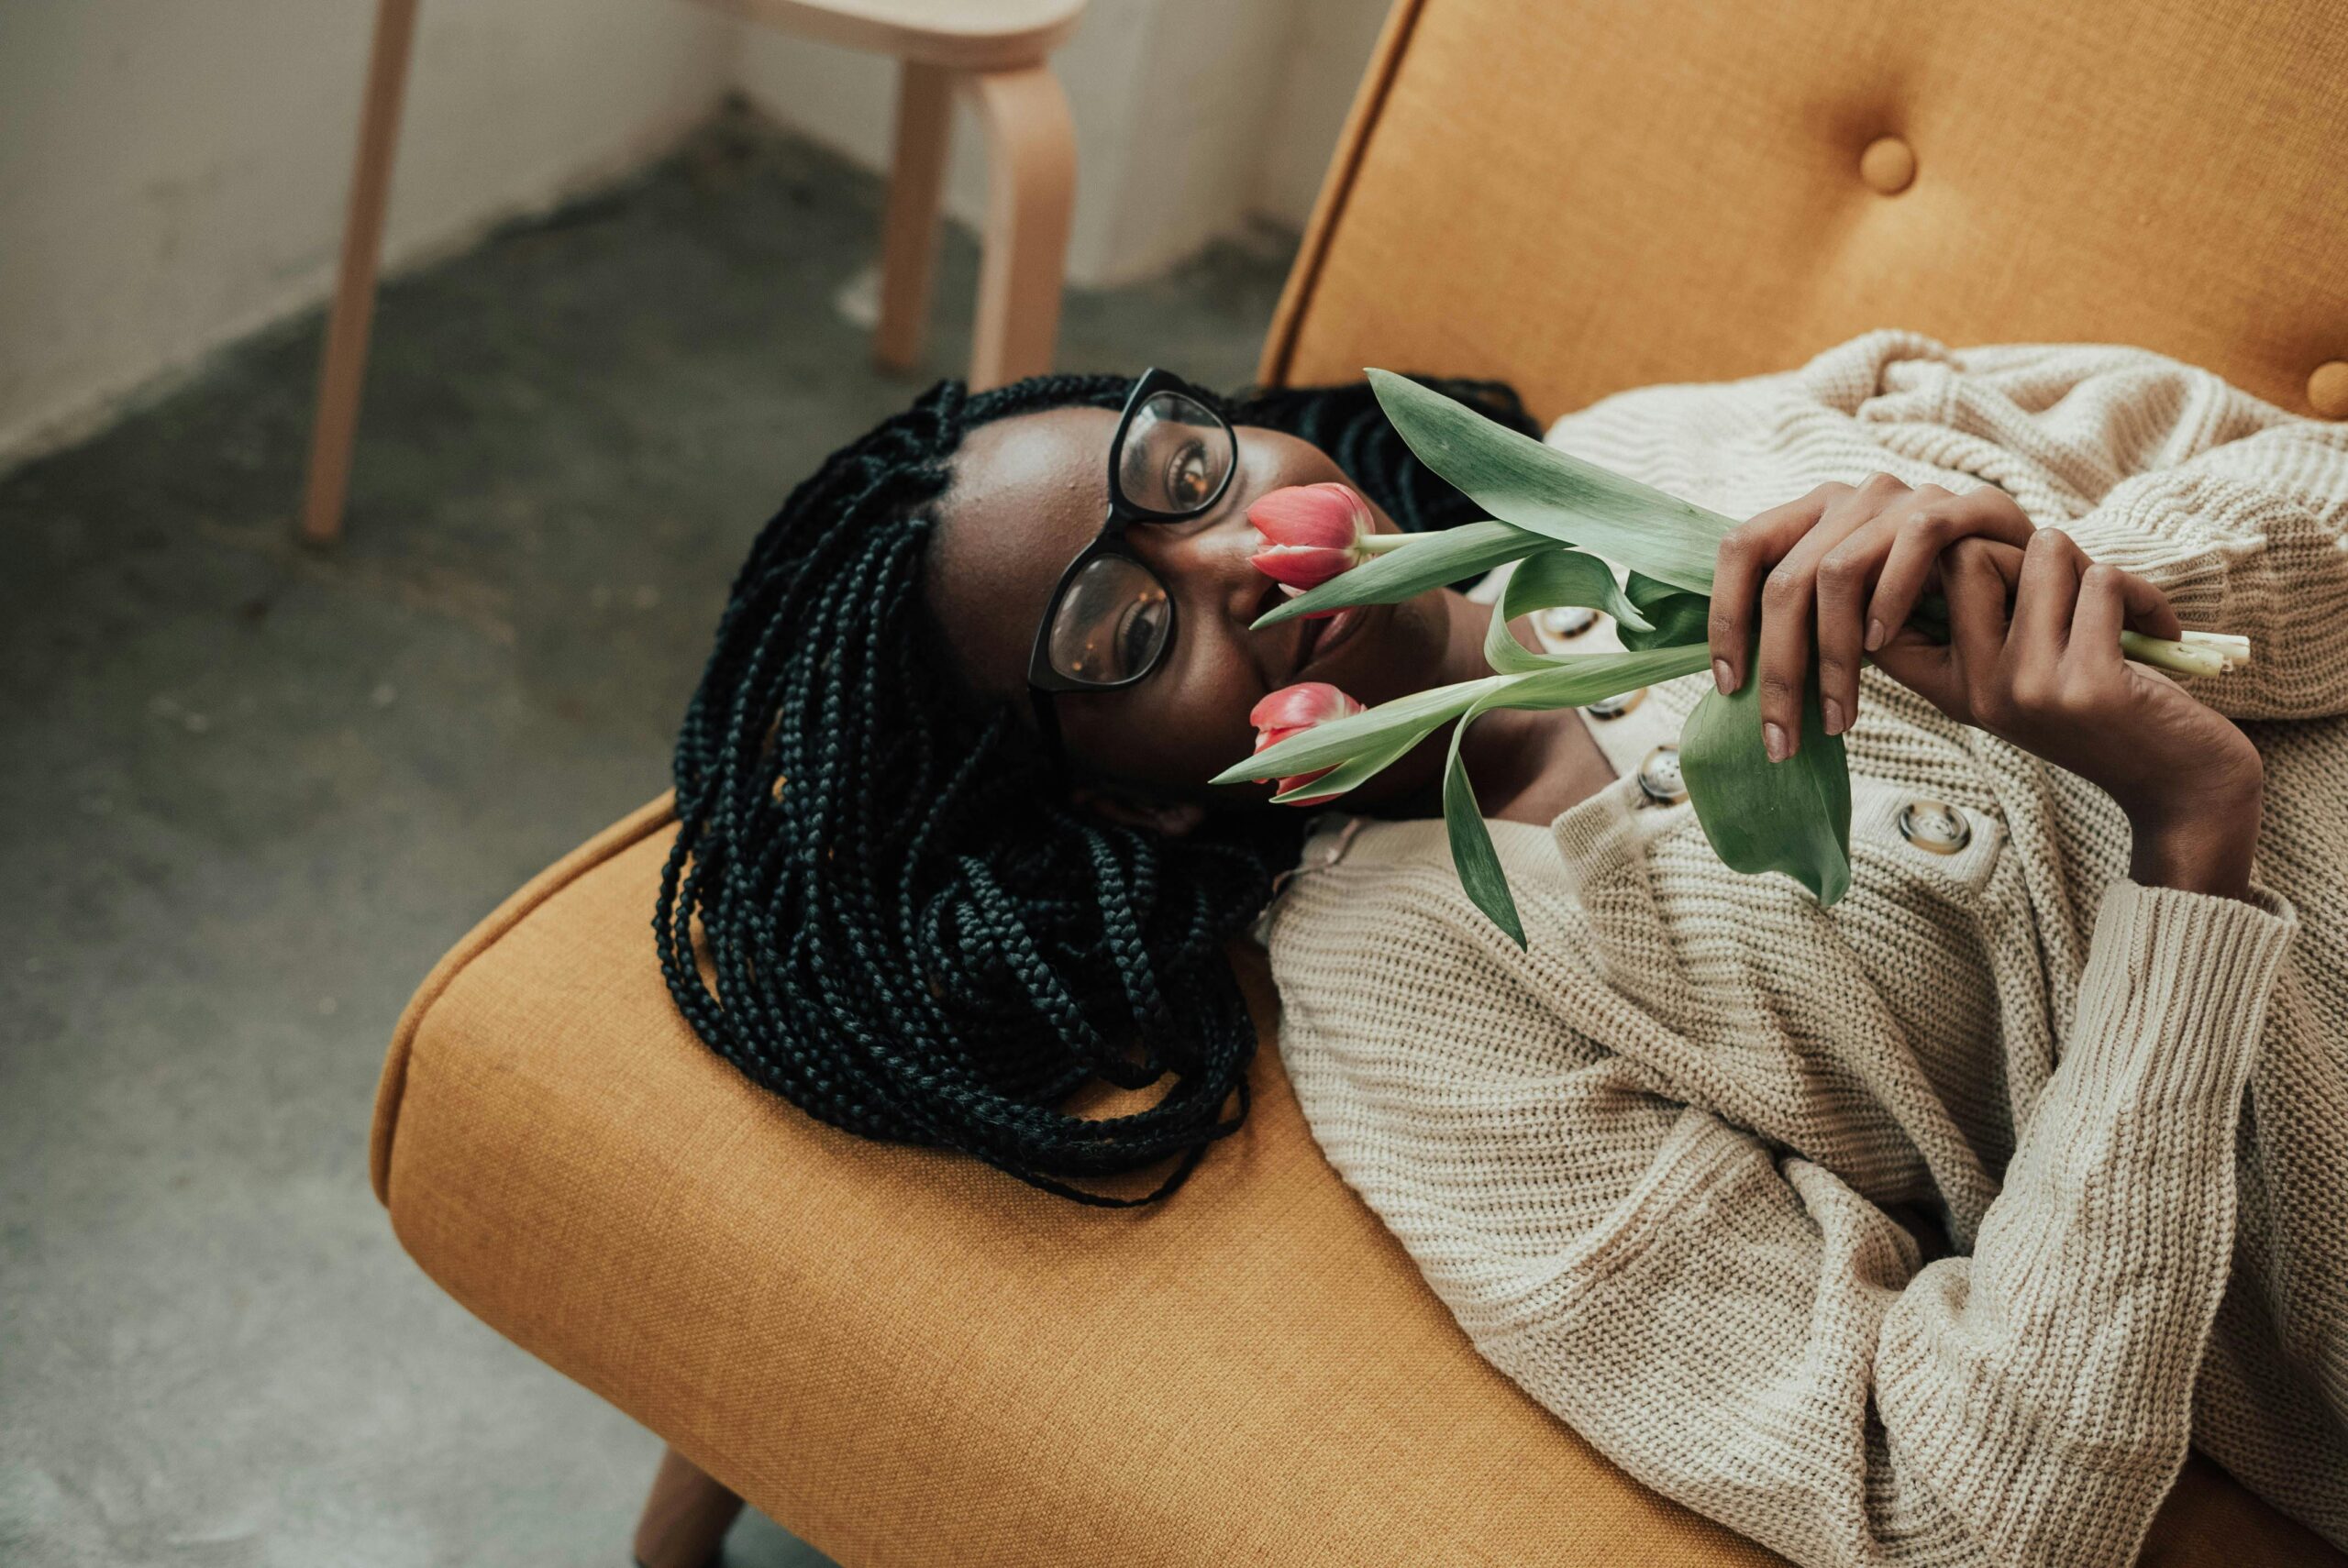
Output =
[{"x1": 658, "y1": 370, "x2": 1537, "y2": 1206}]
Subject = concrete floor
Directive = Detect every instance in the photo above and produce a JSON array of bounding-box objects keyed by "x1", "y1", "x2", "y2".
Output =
[{"x1": 0, "y1": 108, "x2": 1290, "y2": 1567}]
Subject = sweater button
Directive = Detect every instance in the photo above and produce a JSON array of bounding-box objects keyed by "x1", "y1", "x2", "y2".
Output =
[
  {"x1": 1585, "y1": 687, "x2": 1646, "y2": 720},
  {"x1": 1534, "y1": 604, "x2": 1599, "y2": 646},
  {"x1": 1636, "y1": 745, "x2": 1687, "y2": 805},
  {"x1": 1897, "y1": 799, "x2": 1972, "y2": 854}
]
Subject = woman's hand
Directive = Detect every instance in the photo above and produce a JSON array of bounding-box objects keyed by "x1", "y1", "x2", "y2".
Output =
[
  {"x1": 1870, "y1": 533, "x2": 2264, "y2": 900},
  {"x1": 1709, "y1": 473, "x2": 2038, "y2": 757}
]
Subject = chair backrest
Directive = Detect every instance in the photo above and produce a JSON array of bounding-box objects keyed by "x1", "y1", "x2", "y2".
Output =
[{"x1": 1261, "y1": 0, "x2": 2348, "y2": 423}]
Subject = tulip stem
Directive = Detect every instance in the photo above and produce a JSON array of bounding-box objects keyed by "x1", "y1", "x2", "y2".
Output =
[
  {"x1": 1912, "y1": 591, "x2": 2246, "y2": 679},
  {"x1": 2121, "y1": 630, "x2": 2250, "y2": 679},
  {"x1": 1357, "y1": 532, "x2": 1423, "y2": 554}
]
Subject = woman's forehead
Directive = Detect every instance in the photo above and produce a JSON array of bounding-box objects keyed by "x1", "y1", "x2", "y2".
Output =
[{"x1": 925, "y1": 406, "x2": 1120, "y2": 701}]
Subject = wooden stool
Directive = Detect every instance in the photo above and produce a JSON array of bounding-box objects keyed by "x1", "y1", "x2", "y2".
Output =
[{"x1": 298, "y1": 0, "x2": 1086, "y2": 544}]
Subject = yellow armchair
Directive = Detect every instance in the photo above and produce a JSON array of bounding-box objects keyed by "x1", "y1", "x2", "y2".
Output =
[{"x1": 373, "y1": 2, "x2": 2348, "y2": 1562}]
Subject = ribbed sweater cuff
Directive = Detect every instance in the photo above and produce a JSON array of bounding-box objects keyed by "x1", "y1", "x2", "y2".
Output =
[{"x1": 2064, "y1": 878, "x2": 2297, "y2": 1105}]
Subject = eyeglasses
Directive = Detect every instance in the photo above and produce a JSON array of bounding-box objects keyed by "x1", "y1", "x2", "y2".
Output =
[{"x1": 1024, "y1": 369, "x2": 1238, "y2": 764}]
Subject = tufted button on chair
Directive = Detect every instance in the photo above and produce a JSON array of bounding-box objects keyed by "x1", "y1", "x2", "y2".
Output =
[
  {"x1": 2312, "y1": 360, "x2": 2348, "y2": 420},
  {"x1": 1857, "y1": 134, "x2": 1915, "y2": 194}
]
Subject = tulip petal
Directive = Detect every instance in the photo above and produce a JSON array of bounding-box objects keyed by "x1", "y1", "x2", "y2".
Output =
[
  {"x1": 1275, "y1": 766, "x2": 1341, "y2": 805},
  {"x1": 1248, "y1": 681, "x2": 1359, "y2": 734},
  {"x1": 1246, "y1": 481, "x2": 1367, "y2": 549},
  {"x1": 1250, "y1": 544, "x2": 1355, "y2": 591}
]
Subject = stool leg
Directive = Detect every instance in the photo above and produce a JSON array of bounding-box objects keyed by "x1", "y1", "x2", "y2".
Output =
[
  {"x1": 632, "y1": 1445, "x2": 745, "y2": 1568},
  {"x1": 875, "y1": 60, "x2": 954, "y2": 373},
  {"x1": 965, "y1": 64, "x2": 1075, "y2": 391},
  {"x1": 299, "y1": 0, "x2": 421, "y2": 545}
]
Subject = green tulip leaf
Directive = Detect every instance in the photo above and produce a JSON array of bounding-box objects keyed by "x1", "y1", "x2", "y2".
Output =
[
  {"x1": 1471, "y1": 642, "x2": 1713, "y2": 712},
  {"x1": 1677, "y1": 654, "x2": 1852, "y2": 905},
  {"x1": 1617, "y1": 572, "x2": 1712, "y2": 653},
  {"x1": 1368, "y1": 370, "x2": 1739, "y2": 595},
  {"x1": 1442, "y1": 694, "x2": 1526, "y2": 946},
  {"x1": 1252, "y1": 520, "x2": 1548, "y2": 629},
  {"x1": 1482, "y1": 548, "x2": 1653, "y2": 674},
  {"x1": 1268, "y1": 724, "x2": 1425, "y2": 805}
]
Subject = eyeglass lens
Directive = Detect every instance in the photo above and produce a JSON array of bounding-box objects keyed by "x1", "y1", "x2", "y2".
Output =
[
  {"x1": 1046, "y1": 556, "x2": 1172, "y2": 684},
  {"x1": 1040, "y1": 390, "x2": 1233, "y2": 687},
  {"x1": 1116, "y1": 391, "x2": 1233, "y2": 514}
]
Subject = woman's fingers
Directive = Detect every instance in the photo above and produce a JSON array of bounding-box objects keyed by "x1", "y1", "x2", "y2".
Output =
[
  {"x1": 1701, "y1": 478, "x2": 2159, "y2": 765},
  {"x1": 2011, "y1": 529, "x2": 2088, "y2": 656},
  {"x1": 1752, "y1": 475, "x2": 1911, "y2": 758},
  {"x1": 2117, "y1": 567, "x2": 2183, "y2": 642},
  {"x1": 1866, "y1": 625, "x2": 1961, "y2": 715},
  {"x1": 1850, "y1": 536, "x2": 2022, "y2": 732},
  {"x1": 1946, "y1": 538, "x2": 2024, "y2": 726},
  {"x1": 1813, "y1": 520, "x2": 1885, "y2": 736},
  {"x1": 1709, "y1": 484, "x2": 1842, "y2": 698},
  {"x1": 1864, "y1": 485, "x2": 2036, "y2": 651},
  {"x1": 1813, "y1": 485, "x2": 1948, "y2": 736},
  {"x1": 2068, "y1": 561, "x2": 2129, "y2": 667}
]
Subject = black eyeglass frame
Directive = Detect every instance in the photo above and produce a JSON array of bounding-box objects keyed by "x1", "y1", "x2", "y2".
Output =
[{"x1": 1024, "y1": 368, "x2": 1238, "y2": 763}]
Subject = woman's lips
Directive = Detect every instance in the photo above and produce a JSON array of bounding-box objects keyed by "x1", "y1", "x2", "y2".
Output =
[{"x1": 1294, "y1": 602, "x2": 1369, "y2": 679}]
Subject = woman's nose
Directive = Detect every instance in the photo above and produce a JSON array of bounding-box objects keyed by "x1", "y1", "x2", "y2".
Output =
[{"x1": 1135, "y1": 506, "x2": 1275, "y2": 631}]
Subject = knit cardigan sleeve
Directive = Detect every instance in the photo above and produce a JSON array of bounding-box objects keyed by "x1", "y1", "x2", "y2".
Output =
[
  {"x1": 1268, "y1": 869, "x2": 2297, "y2": 1568},
  {"x1": 1943, "y1": 347, "x2": 2348, "y2": 720}
]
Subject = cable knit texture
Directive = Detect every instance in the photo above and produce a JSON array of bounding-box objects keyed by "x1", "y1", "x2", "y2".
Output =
[{"x1": 1260, "y1": 332, "x2": 2348, "y2": 1568}]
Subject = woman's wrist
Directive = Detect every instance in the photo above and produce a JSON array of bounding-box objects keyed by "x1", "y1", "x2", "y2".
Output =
[{"x1": 2126, "y1": 783, "x2": 2263, "y2": 902}]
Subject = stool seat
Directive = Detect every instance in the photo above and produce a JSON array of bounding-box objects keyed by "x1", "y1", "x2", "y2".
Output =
[
  {"x1": 372, "y1": 799, "x2": 2338, "y2": 1566},
  {"x1": 705, "y1": 0, "x2": 1085, "y2": 70}
]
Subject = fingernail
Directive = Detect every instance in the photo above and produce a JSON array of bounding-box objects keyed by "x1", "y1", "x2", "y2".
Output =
[
  {"x1": 1865, "y1": 618, "x2": 1887, "y2": 652},
  {"x1": 1764, "y1": 722, "x2": 1789, "y2": 762},
  {"x1": 1822, "y1": 698, "x2": 1844, "y2": 735},
  {"x1": 1712, "y1": 658, "x2": 1734, "y2": 695}
]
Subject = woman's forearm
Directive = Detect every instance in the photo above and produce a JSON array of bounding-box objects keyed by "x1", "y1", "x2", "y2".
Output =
[{"x1": 1873, "y1": 878, "x2": 2297, "y2": 1563}]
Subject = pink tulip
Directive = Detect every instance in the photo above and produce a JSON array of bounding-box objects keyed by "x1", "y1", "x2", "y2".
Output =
[
  {"x1": 1248, "y1": 681, "x2": 1365, "y2": 805},
  {"x1": 1248, "y1": 482, "x2": 1380, "y2": 594}
]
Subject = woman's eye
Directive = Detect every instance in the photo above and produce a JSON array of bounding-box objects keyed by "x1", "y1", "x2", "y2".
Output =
[
  {"x1": 1163, "y1": 441, "x2": 1211, "y2": 509},
  {"x1": 1115, "y1": 602, "x2": 1159, "y2": 674}
]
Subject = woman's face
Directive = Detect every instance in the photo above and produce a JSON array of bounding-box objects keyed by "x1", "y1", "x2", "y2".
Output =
[{"x1": 925, "y1": 405, "x2": 1453, "y2": 800}]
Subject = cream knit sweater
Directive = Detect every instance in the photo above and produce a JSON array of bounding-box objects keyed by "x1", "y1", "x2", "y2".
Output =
[{"x1": 1260, "y1": 332, "x2": 2348, "y2": 1568}]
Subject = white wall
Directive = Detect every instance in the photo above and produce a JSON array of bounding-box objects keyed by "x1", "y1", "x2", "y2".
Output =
[
  {"x1": 0, "y1": 0, "x2": 1385, "y2": 471},
  {"x1": 0, "y1": 0, "x2": 732, "y2": 466},
  {"x1": 1255, "y1": 0, "x2": 1391, "y2": 231}
]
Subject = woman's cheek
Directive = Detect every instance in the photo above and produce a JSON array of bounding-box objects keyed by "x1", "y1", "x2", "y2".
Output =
[{"x1": 1066, "y1": 641, "x2": 1258, "y2": 788}]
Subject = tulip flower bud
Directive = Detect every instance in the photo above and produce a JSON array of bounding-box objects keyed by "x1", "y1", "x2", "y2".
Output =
[
  {"x1": 1247, "y1": 482, "x2": 1382, "y2": 594},
  {"x1": 1248, "y1": 680, "x2": 1366, "y2": 805}
]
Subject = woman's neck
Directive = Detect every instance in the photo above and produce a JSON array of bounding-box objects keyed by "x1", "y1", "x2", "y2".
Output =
[{"x1": 1364, "y1": 591, "x2": 1618, "y2": 825}]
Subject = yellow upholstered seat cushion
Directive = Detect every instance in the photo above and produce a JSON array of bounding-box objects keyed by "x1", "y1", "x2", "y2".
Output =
[
  {"x1": 372, "y1": 800, "x2": 1782, "y2": 1565},
  {"x1": 371, "y1": 801, "x2": 2340, "y2": 1565}
]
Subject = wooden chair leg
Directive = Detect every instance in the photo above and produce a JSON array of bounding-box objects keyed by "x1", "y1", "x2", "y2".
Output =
[
  {"x1": 964, "y1": 63, "x2": 1075, "y2": 391},
  {"x1": 874, "y1": 60, "x2": 955, "y2": 373},
  {"x1": 632, "y1": 1445, "x2": 745, "y2": 1568},
  {"x1": 299, "y1": 0, "x2": 421, "y2": 545}
]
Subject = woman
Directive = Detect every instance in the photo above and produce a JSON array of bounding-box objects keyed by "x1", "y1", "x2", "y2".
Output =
[{"x1": 660, "y1": 331, "x2": 2348, "y2": 1566}]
